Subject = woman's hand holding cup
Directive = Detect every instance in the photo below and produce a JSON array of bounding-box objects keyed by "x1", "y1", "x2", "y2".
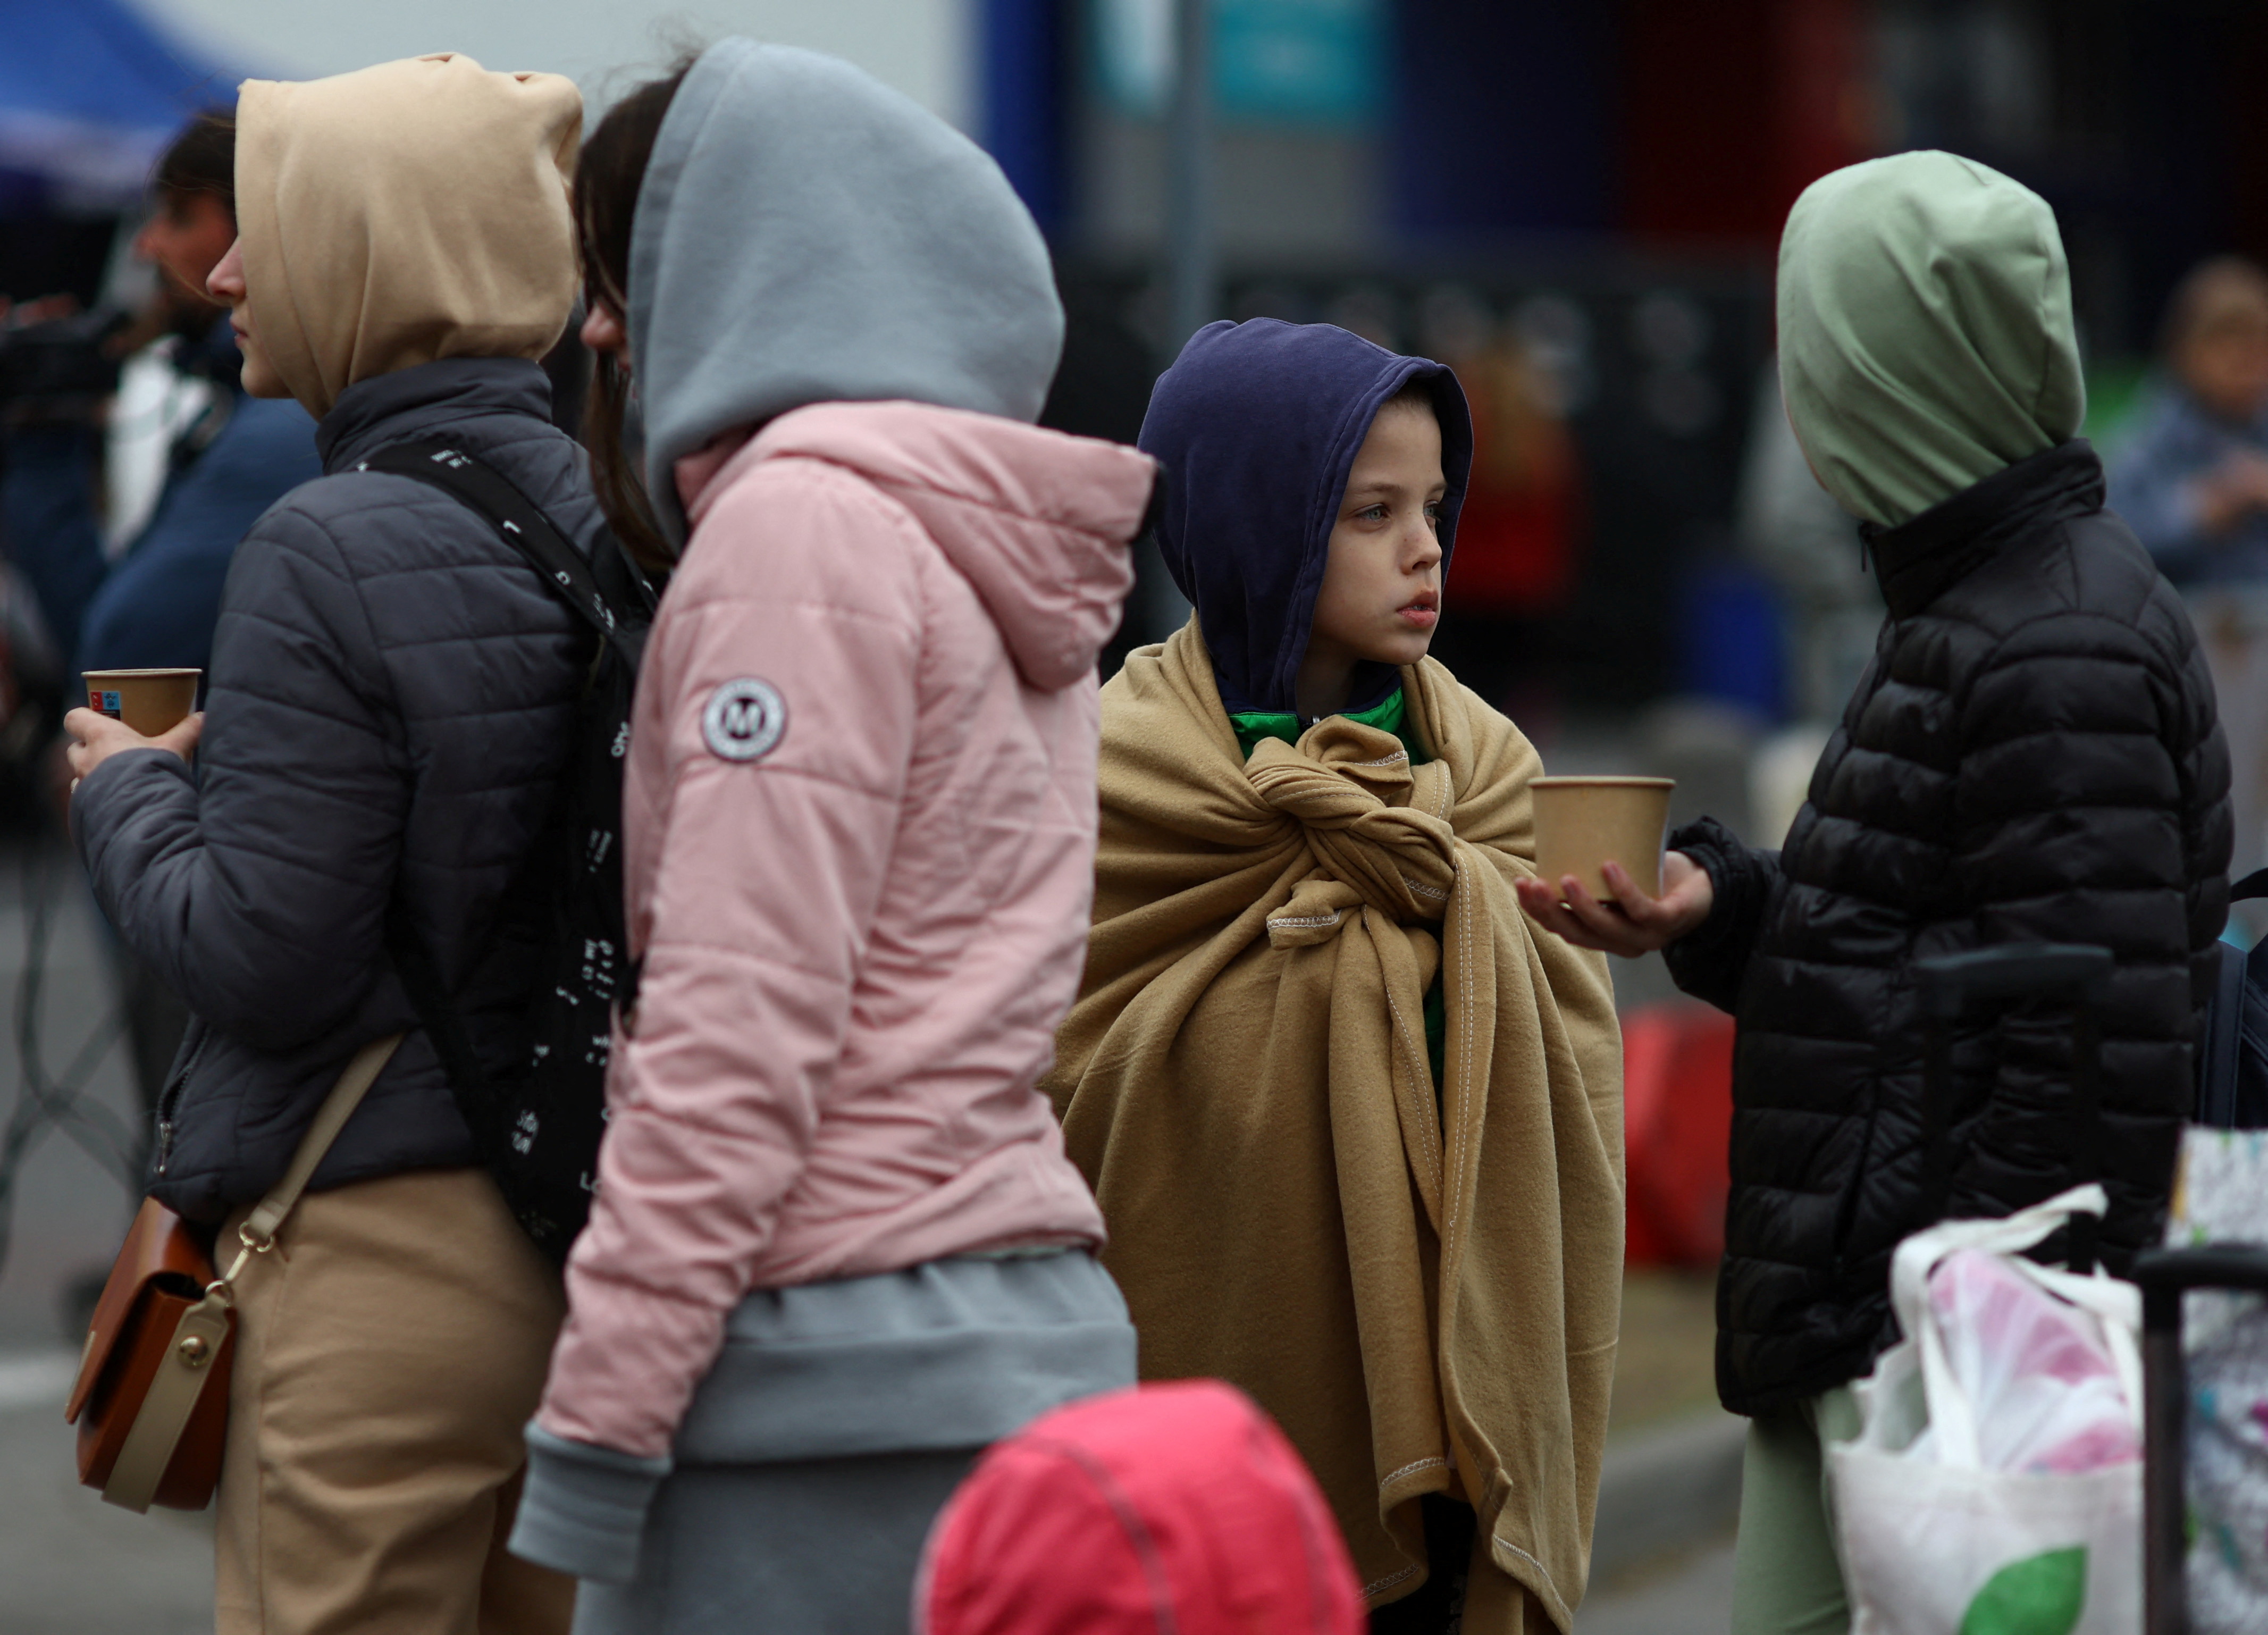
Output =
[
  {"x1": 1515, "y1": 851, "x2": 1715, "y2": 957},
  {"x1": 63, "y1": 708, "x2": 204, "y2": 794}
]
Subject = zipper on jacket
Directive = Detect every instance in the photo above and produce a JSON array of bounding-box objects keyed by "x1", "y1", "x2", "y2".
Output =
[
  {"x1": 150, "y1": 1022, "x2": 212, "y2": 1178},
  {"x1": 1828, "y1": 1050, "x2": 1887, "y2": 1279}
]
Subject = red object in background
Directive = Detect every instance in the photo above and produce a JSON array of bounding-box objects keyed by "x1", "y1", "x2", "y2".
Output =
[
  {"x1": 1620, "y1": 1002, "x2": 1736, "y2": 1269},
  {"x1": 1450, "y1": 475, "x2": 1581, "y2": 611},
  {"x1": 1620, "y1": 0, "x2": 1871, "y2": 247},
  {"x1": 1445, "y1": 341, "x2": 1586, "y2": 614}
]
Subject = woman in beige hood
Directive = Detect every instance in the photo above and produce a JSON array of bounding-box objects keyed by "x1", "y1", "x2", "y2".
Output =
[{"x1": 62, "y1": 54, "x2": 602, "y2": 1635}]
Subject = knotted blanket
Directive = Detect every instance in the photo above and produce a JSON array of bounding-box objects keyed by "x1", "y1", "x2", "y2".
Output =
[{"x1": 1045, "y1": 621, "x2": 1624, "y2": 1634}]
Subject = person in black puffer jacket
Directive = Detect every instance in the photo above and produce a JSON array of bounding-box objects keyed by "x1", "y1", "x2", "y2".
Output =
[
  {"x1": 1518, "y1": 152, "x2": 2231, "y2": 1635},
  {"x1": 62, "y1": 56, "x2": 592, "y2": 1635}
]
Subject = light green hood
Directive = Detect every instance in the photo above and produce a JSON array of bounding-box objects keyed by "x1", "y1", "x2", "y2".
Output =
[{"x1": 1777, "y1": 150, "x2": 2085, "y2": 527}]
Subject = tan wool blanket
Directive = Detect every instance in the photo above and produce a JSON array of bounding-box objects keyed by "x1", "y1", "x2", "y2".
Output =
[{"x1": 1046, "y1": 621, "x2": 1624, "y2": 1634}]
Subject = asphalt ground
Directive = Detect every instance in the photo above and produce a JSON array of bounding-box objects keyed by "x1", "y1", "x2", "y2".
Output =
[
  {"x1": 0, "y1": 1350, "x2": 214, "y2": 1634},
  {"x1": 0, "y1": 845, "x2": 146, "y2": 1355}
]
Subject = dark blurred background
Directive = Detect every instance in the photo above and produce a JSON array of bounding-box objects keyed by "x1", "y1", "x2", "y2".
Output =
[
  {"x1": 977, "y1": 0, "x2": 2268, "y2": 720},
  {"x1": 10, "y1": 0, "x2": 2268, "y2": 726}
]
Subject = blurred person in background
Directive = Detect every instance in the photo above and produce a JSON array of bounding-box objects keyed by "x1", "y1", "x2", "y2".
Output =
[
  {"x1": 1737, "y1": 359, "x2": 1881, "y2": 725},
  {"x1": 1, "y1": 110, "x2": 321, "y2": 1116},
  {"x1": 1518, "y1": 151, "x2": 2230, "y2": 1635},
  {"x1": 2110, "y1": 256, "x2": 2268, "y2": 889},
  {"x1": 1736, "y1": 360, "x2": 1884, "y2": 845},
  {"x1": 503, "y1": 42, "x2": 1150, "y2": 1634},
  {"x1": 2, "y1": 111, "x2": 320, "y2": 687},
  {"x1": 62, "y1": 54, "x2": 595, "y2": 1635}
]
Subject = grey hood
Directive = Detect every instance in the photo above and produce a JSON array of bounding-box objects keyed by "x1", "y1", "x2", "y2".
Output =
[{"x1": 629, "y1": 39, "x2": 1065, "y2": 545}]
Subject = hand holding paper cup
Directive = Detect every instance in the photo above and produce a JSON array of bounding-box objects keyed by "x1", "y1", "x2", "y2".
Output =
[
  {"x1": 1530, "y1": 776, "x2": 1675, "y2": 902},
  {"x1": 66, "y1": 668, "x2": 204, "y2": 795},
  {"x1": 82, "y1": 668, "x2": 201, "y2": 736}
]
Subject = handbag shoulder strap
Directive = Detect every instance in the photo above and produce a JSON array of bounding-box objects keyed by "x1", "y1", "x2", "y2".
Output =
[{"x1": 225, "y1": 1032, "x2": 404, "y2": 1273}]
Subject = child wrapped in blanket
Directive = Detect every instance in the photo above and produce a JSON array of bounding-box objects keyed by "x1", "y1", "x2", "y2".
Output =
[{"x1": 1045, "y1": 320, "x2": 1624, "y2": 1635}]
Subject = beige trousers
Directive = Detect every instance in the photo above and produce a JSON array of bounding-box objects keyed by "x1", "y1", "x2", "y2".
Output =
[{"x1": 216, "y1": 1167, "x2": 574, "y2": 1635}]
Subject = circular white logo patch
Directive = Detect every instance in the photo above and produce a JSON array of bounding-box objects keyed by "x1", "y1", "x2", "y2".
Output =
[{"x1": 701, "y1": 678, "x2": 787, "y2": 762}]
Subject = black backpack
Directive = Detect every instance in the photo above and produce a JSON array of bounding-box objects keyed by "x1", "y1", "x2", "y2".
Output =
[
  {"x1": 2197, "y1": 868, "x2": 2268, "y2": 1131},
  {"x1": 355, "y1": 439, "x2": 655, "y2": 1260}
]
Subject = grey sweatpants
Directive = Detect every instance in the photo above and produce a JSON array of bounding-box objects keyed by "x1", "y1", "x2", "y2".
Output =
[
  {"x1": 518, "y1": 1249, "x2": 1140, "y2": 1634},
  {"x1": 569, "y1": 1448, "x2": 977, "y2": 1635}
]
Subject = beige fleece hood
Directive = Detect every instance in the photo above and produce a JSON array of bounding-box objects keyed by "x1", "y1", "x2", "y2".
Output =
[{"x1": 236, "y1": 54, "x2": 581, "y2": 420}]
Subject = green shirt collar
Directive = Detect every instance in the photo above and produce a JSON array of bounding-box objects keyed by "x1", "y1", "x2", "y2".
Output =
[{"x1": 1229, "y1": 685, "x2": 1428, "y2": 763}]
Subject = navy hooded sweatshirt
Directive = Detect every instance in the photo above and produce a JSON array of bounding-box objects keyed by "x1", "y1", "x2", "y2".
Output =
[
  {"x1": 1135, "y1": 318, "x2": 1474, "y2": 726},
  {"x1": 1137, "y1": 318, "x2": 1476, "y2": 1082}
]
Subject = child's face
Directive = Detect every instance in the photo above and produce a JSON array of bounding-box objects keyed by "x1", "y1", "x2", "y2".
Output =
[{"x1": 1307, "y1": 402, "x2": 1446, "y2": 677}]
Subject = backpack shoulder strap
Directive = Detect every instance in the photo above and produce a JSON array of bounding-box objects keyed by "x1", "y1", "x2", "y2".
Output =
[
  {"x1": 355, "y1": 438, "x2": 634, "y2": 641},
  {"x1": 354, "y1": 438, "x2": 623, "y2": 1131}
]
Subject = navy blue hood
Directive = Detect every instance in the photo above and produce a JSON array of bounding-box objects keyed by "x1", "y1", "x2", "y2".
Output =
[{"x1": 1137, "y1": 319, "x2": 1473, "y2": 714}]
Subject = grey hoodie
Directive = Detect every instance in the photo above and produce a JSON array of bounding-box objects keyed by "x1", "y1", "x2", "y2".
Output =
[{"x1": 629, "y1": 39, "x2": 1064, "y2": 545}]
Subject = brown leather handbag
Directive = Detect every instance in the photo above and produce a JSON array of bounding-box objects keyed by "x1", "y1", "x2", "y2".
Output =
[
  {"x1": 65, "y1": 1198, "x2": 234, "y2": 1510},
  {"x1": 65, "y1": 1033, "x2": 404, "y2": 1513}
]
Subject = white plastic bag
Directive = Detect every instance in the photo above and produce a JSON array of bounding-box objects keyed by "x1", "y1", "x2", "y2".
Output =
[
  {"x1": 1908, "y1": 1248, "x2": 2140, "y2": 1475},
  {"x1": 1829, "y1": 1185, "x2": 2143, "y2": 1635}
]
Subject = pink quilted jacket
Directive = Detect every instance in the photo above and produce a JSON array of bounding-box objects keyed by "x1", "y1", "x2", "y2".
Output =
[{"x1": 536, "y1": 399, "x2": 1155, "y2": 1456}]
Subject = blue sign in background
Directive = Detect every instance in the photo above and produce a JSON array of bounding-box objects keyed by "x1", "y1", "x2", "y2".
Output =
[{"x1": 1093, "y1": 0, "x2": 1384, "y2": 128}]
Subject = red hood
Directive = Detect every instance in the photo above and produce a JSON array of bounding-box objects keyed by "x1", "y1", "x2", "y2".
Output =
[{"x1": 920, "y1": 1382, "x2": 1365, "y2": 1635}]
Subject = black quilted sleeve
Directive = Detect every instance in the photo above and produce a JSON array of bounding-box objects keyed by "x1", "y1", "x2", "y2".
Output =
[{"x1": 1661, "y1": 814, "x2": 1780, "y2": 1014}]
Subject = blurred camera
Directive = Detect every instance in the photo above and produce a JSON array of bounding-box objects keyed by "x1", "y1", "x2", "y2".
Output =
[{"x1": 0, "y1": 307, "x2": 130, "y2": 416}]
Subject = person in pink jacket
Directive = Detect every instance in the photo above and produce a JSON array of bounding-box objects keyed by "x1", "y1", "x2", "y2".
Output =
[{"x1": 502, "y1": 41, "x2": 1158, "y2": 1632}]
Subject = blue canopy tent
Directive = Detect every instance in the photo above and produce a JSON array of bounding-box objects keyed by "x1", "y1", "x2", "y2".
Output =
[
  {"x1": 0, "y1": 0, "x2": 246, "y2": 301},
  {"x1": 0, "y1": 0, "x2": 242, "y2": 216}
]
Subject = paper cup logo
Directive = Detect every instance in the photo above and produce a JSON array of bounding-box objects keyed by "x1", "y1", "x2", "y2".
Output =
[
  {"x1": 701, "y1": 678, "x2": 787, "y2": 763},
  {"x1": 80, "y1": 668, "x2": 200, "y2": 736}
]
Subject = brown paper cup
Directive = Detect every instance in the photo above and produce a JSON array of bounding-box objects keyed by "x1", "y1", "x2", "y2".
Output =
[
  {"x1": 83, "y1": 669, "x2": 201, "y2": 736},
  {"x1": 1532, "y1": 776, "x2": 1676, "y2": 901}
]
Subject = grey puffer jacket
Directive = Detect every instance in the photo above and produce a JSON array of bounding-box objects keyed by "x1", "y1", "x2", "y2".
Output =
[{"x1": 72, "y1": 358, "x2": 602, "y2": 1223}]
